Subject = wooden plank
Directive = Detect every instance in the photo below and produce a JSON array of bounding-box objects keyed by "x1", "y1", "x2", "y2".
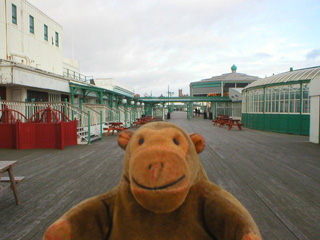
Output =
[{"x1": 0, "y1": 111, "x2": 319, "y2": 240}]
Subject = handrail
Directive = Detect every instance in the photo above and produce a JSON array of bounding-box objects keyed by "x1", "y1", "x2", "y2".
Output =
[{"x1": 63, "y1": 68, "x2": 93, "y2": 84}]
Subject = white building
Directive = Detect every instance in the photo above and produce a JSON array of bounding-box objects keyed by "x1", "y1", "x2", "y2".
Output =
[
  {"x1": 0, "y1": 0, "x2": 134, "y2": 104},
  {"x1": 0, "y1": 0, "x2": 142, "y2": 143},
  {"x1": 0, "y1": 0, "x2": 79, "y2": 74},
  {"x1": 0, "y1": 0, "x2": 81, "y2": 102}
]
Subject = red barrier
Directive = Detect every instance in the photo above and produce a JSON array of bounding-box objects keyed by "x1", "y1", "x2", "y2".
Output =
[
  {"x1": 0, "y1": 123, "x2": 15, "y2": 148},
  {"x1": 0, "y1": 106, "x2": 77, "y2": 150}
]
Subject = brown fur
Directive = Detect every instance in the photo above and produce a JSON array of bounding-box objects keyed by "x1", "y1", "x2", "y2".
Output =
[{"x1": 44, "y1": 122, "x2": 262, "y2": 240}]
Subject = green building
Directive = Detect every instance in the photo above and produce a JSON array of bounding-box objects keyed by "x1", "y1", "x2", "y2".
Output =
[
  {"x1": 242, "y1": 66, "x2": 320, "y2": 136},
  {"x1": 190, "y1": 65, "x2": 260, "y2": 118}
]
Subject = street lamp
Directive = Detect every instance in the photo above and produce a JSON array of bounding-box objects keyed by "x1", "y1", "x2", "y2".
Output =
[
  {"x1": 122, "y1": 99, "x2": 127, "y2": 104},
  {"x1": 130, "y1": 100, "x2": 135, "y2": 105}
]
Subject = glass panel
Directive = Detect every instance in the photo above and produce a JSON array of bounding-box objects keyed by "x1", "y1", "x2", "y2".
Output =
[
  {"x1": 289, "y1": 101, "x2": 295, "y2": 113},
  {"x1": 55, "y1": 32, "x2": 59, "y2": 46},
  {"x1": 29, "y1": 15, "x2": 34, "y2": 34},
  {"x1": 303, "y1": 100, "x2": 309, "y2": 113},
  {"x1": 295, "y1": 100, "x2": 301, "y2": 113},
  {"x1": 12, "y1": 4, "x2": 17, "y2": 24},
  {"x1": 44, "y1": 25, "x2": 48, "y2": 41}
]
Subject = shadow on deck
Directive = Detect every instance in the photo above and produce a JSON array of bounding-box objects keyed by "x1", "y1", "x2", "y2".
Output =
[{"x1": 0, "y1": 111, "x2": 319, "y2": 240}]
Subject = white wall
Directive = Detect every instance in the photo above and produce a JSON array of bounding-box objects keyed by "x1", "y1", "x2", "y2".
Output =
[
  {"x1": 4, "y1": 0, "x2": 64, "y2": 75},
  {"x1": 95, "y1": 78, "x2": 134, "y2": 95},
  {"x1": 309, "y1": 97, "x2": 319, "y2": 143},
  {"x1": 94, "y1": 78, "x2": 115, "y2": 91},
  {"x1": 63, "y1": 57, "x2": 80, "y2": 73},
  {"x1": 12, "y1": 67, "x2": 70, "y2": 93},
  {"x1": 0, "y1": 0, "x2": 7, "y2": 60},
  {"x1": 309, "y1": 76, "x2": 320, "y2": 144}
]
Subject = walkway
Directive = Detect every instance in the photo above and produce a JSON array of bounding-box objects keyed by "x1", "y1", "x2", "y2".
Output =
[{"x1": 0, "y1": 111, "x2": 319, "y2": 240}]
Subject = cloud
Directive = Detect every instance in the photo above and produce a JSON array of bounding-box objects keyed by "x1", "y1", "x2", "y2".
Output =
[
  {"x1": 306, "y1": 49, "x2": 320, "y2": 60},
  {"x1": 27, "y1": 0, "x2": 320, "y2": 96},
  {"x1": 253, "y1": 53, "x2": 273, "y2": 59}
]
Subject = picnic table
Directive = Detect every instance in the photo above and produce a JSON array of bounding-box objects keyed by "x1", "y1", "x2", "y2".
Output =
[
  {"x1": 212, "y1": 115, "x2": 243, "y2": 131},
  {"x1": 212, "y1": 115, "x2": 230, "y2": 127},
  {"x1": 226, "y1": 119, "x2": 244, "y2": 130},
  {"x1": 133, "y1": 116, "x2": 155, "y2": 128},
  {"x1": 0, "y1": 161, "x2": 25, "y2": 205},
  {"x1": 104, "y1": 122, "x2": 128, "y2": 136}
]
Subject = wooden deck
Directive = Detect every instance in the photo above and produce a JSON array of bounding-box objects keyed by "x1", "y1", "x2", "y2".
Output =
[{"x1": 0, "y1": 111, "x2": 319, "y2": 240}]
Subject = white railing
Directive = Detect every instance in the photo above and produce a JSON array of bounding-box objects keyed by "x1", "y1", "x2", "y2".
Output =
[
  {"x1": 0, "y1": 100, "x2": 91, "y2": 127},
  {"x1": 1, "y1": 99, "x2": 146, "y2": 130},
  {"x1": 82, "y1": 104, "x2": 100, "y2": 127}
]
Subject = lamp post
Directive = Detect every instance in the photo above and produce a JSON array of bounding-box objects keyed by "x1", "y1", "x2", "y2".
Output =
[
  {"x1": 130, "y1": 101, "x2": 135, "y2": 126},
  {"x1": 122, "y1": 99, "x2": 128, "y2": 127}
]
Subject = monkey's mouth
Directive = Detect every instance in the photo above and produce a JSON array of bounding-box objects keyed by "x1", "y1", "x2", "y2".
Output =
[{"x1": 132, "y1": 175, "x2": 185, "y2": 190}]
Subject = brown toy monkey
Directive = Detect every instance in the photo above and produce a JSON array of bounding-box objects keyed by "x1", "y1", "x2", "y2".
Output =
[{"x1": 44, "y1": 122, "x2": 262, "y2": 240}]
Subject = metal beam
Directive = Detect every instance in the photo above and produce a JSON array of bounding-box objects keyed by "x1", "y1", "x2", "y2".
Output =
[{"x1": 137, "y1": 96, "x2": 231, "y2": 103}]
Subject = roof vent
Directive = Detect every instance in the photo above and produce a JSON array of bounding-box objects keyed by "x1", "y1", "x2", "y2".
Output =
[{"x1": 290, "y1": 67, "x2": 293, "y2": 72}]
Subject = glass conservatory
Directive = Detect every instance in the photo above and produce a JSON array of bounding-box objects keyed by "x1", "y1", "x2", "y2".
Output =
[{"x1": 242, "y1": 66, "x2": 320, "y2": 135}]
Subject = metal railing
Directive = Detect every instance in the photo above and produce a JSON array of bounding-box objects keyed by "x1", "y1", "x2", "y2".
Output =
[{"x1": 63, "y1": 68, "x2": 93, "y2": 84}]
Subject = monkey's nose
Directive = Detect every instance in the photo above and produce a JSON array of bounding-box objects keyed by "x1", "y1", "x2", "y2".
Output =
[{"x1": 148, "y1": 162, "x2": 164, "y2": 184}]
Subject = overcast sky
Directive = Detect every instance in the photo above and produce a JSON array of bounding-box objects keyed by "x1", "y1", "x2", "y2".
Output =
[{"x1": 28, "y1": 0, "x2": 320, "y2": 97}]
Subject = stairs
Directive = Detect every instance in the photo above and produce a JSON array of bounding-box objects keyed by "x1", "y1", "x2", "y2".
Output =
[{"x1": 77, "y1": 127, "x2": 101, "y2": 144}]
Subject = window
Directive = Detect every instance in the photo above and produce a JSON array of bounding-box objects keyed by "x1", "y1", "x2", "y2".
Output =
[
  {"x1": 49, "y1": 93, "x2": 60, "y2": 102},
  {"x1": 302, "y1": 83, "x2": 310, "y2": 113},
  {"x1": 27, "y1": 90, "x2": 48, "y2": 102},
  {"x1": 289, "y1": 84, "x2": 300, "y2": 113},
  {"x1": 223, "y1": 83, "x2": 235, "y2": 93},
  {"x1": 236, "y1": 83, "x2": 249, "y2": 88},
  {"x1": 12, "y1": 4, "x2": 17, "y2": 24},
  {"x1": 248, "y1": 88, "x2": 264, "y2": 113},
  {"x1": 242, "y1": 91, "x2": 247, "y2": 113},
  {"x1": 279, "y1": 86, "x2": 289, "y2": 113},
  {"x1": 44, "y1": 25, "x2": 48, "y2": 41},
  {"x1": 29, "y1": 15, "x2": 34, "y2": 34},
  {"x1": 55, "y1": 32, "x2": 59, "y2": 46}
]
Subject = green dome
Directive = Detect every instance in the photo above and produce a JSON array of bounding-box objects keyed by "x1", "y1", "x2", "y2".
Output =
[{"x1": 231, "y1": 64, "x2": 237, "y2": 72}]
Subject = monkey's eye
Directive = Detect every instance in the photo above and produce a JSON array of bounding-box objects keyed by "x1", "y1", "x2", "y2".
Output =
[
  {"x1": 173, "y1": 138, "x2": 179, "y2": 145},
  {"x1": 139, "y1": 138, "x2": 144, "y2": 145}
]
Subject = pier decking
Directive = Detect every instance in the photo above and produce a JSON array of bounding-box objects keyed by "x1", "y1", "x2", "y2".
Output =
[{"x1": 0, "y1": 111, "x2": 319, "y2": 240}]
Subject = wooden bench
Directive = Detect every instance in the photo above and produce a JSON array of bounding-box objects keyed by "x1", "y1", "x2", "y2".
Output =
[
  {"x1": 0, "y1": 161, "x2": 24, "y2": 205},
  {"x1": 1, "y1": 176, "x2": 26, "y2": 183}
]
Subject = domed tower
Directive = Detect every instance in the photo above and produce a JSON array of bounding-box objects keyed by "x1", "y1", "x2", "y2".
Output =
[{"x1": 231, "y1": 64, "x2": 237, "y2": 73}]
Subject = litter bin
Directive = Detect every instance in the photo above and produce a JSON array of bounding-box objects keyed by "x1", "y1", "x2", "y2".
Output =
[
  {"x1": 167, "y1": 112, "x2": 170, "y2": 119},
  {"x1": 203, "y1": 112, "x2": 207, "y2": 119},
  {"x1": 209, "y1": 112, "x2": 213, "y2": 119}
]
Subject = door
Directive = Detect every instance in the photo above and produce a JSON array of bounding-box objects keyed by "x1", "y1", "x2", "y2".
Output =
[{"x1": 0, "y1": 87, "x2": 6, "y2": 100}]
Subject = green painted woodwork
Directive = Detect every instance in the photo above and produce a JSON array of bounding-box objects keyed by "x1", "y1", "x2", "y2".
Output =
[
  {"x1": 137, "y1": 96, "x2": 230, "y2": 103},
  {"x1": 82, "y1": 90, "x2": 87, "y2": 103},
  {"x1": 242, "y1": 113, "x2": 310, "y2": 135},
  {"x1": 124, "y1": 104, "x2": 128, "y2": 127},
  {"x1": 99, "y1": 92, "x2": 103, "y2": 104},
  {"x1": 88, "y1": 111, "x2": 91, "y2": 144},
  {"x1": 145, "y1": 104, "x2": 153, "y2": 115},
  {"x1": 191, "y1": 83, "x2": 221, "y2": 88},
  {"x1": 100, "y1": 111, "x2": 103, "y2": 139},
  {"x1": 214, "y1": 102, "x2": 217, "y2": 119}
]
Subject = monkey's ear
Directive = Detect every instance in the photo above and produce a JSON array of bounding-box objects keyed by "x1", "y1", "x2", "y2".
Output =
[
  {"x1": 190, "y1": 133, "x2": 205, "y2": 153},
  {"x1": 118, "y1": 130, "x2": 135, "y2": 150}
]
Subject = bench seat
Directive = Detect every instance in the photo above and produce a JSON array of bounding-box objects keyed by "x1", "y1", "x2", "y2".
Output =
[{"x1": 1, "y1": 176, "x2": 26, "y2": 183}]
